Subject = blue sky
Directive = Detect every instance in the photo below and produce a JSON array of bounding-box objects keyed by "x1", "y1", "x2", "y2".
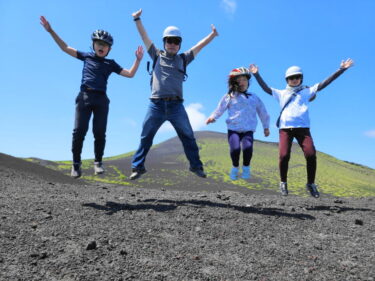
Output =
[{"x1": 2, "y1": 0, "x2": 375, "y2": 169}]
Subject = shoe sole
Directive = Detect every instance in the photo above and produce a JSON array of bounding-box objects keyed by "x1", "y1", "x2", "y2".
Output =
[
  {"x1": 279, "y1": 189, "x2": 288, "y2": 196},
  {"x1": 310, "y1": 193, "x2": 320, "y2": 198},
  {"x1": 129, "y1": 170, "x2": 147, "y2": 180},
  {"x1": 306, "y1": 187, "x2": 320, "y2": 198},
  {"x1": 192, "y1": 172, "x2": 207, "y2": 178}
]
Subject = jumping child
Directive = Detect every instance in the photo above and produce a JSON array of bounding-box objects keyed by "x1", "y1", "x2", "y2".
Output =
[
  {"x1": 40, "y1": 16, "x2": 144, "y2": 178},
  {"x1": 206, "y1": 67, "x2": 270, "y2": 180},
  {"x1": 129, "y1": 9, "x2": 218, "y2": 180},
  {"x1": 249, "y1": 59, "x2": 354, "y2": 197}
]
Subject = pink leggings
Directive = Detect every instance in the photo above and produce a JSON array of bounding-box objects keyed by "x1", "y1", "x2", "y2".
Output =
[{"x1": 279, "y1": 128, "x2": 316, "y2": 184}]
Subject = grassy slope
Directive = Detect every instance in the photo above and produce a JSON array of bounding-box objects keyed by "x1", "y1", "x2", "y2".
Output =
[
  {"x1": 197, "y1": 136, "x2": 375, "y2": 197},
  {"x1": 25, "y1": 133, "x2": 375, "y2": 197}
]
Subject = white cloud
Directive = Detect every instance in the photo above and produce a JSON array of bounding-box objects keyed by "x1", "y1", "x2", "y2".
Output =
[
  {"x1": 185, "y1": 103, "x2": 207, "y2": 131},
  {"x1": 159, "y1": 103, "x2": 207, "y2": 133},
  {"x1": 364, "y1": 130, "x2": 375, "y2": 138},
  {"x1": 221, "y1": 0, "x2": 237, "y2": 16}
]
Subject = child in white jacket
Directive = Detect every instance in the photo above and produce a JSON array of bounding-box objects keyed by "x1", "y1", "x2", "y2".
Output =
[{"x1": 206, "y1": 67, "x2": 270, "y2": 180}]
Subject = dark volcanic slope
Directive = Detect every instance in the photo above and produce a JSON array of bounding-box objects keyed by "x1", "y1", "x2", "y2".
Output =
[
  {"x1": 0, "y1": 153, "x2": 84, "y2": 185},
  {"x1": 1, "y1": 151, "x2": 374, "y2": 281}
]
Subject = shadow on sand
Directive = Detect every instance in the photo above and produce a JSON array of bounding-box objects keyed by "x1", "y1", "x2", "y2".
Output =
[{"x1": 83, "y1": 199, "x2": 315, "y2": 220}]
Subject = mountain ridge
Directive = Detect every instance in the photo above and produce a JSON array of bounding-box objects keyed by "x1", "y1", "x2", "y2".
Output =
[{"x1": 19, "y1": 130, "x2": 375, "y2": 197}]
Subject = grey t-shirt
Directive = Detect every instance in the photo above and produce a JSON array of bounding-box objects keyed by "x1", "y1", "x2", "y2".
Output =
[{"x1": 148, "y1": 44, "x2": 194, "y2": 99}]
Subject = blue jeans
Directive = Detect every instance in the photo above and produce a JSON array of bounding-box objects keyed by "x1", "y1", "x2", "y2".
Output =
[
  {"x1": 72, "y1": 91, "x2": 109, "y2": 163},
  {"x1": 132, "y1": 99, "x2": 203, "y2": 170}
]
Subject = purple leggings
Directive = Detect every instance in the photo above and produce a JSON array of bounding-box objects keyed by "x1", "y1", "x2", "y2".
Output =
[{"x1": 227, "y1": 130, "x2": 254, "y2": 167}]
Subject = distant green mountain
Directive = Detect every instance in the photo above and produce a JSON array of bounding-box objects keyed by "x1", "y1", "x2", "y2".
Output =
[{"x1": 28, "y1": 131, "x2": 375, "y2": 197}]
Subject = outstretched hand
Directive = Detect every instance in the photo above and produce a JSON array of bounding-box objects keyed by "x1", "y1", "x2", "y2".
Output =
[
  {"x1": 249, "y1": 64, "x2": 258, "y2": 74},
  {"x1": 40, "y1": 16, "x2": 52, "y2": 32},
  {"x1": 135, "y1": 45, "x2": 144, "y2": 61},
  {"x1": 206, "y1": 117, "x2": 216, "y2": 125},
  {"x1": 211, "y1": 24, "x2": 219, "y2": 37},
  {"x1": 340, "y1": 58, "x2": 354, "y2": 69},
  {"x1": 132, "y1": 9, "x2": 142, "y2": 19},
  {"x1": 264, "y1": 128, "x2": 270, "y2": 137}
]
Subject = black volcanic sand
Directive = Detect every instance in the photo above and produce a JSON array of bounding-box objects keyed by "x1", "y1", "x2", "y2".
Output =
[{"x1": 1, "y1": 154, "x2": 374, "y2": 281}]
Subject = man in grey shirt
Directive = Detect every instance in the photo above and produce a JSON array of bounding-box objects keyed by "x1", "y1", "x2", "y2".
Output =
[{"x1": 130, "y1": 9, "x2": 218, "y2": 180}]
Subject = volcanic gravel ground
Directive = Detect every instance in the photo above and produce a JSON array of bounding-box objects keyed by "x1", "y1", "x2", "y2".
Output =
[{"x1": 1, "y1": 160, "x2": 374, "y2": 280}]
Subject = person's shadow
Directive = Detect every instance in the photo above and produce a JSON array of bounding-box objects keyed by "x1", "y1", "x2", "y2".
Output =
[{"x1": 83, "y1": 198, "x2": 316, "y2": 220}]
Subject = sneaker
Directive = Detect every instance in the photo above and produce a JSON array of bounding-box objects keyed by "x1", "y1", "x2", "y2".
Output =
[
  {"x1": 279, "y1": 182, "x2": 288, "y2": 196},
  {"x1": 189, "y1": 167, "x2": 207, "y2": 178},
  {"x1": 241, "y1": 166, "x2": 251, "y2": 179},
  {"x1": 71, "y1": 163, "x2": 82, "y2": 178},
  {"x1": 230, "y1": 167, "x2": 239, "y2": 180},
  {"x1": 129, "y1": 167, "x2": 147, "y2": 180},
  {"x1": 306, "y1": 183, "x2": 320, "y2": 198},
  {"x1": 94, "y1": 162, "x2": 105, "y2": 175}
]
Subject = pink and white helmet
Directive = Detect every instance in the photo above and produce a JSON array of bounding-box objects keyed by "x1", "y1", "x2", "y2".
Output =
[{"x1": 229, "y1": 67, "x2": 251, "y2": 79}]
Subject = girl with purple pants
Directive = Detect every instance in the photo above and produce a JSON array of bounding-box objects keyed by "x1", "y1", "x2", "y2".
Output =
[{"x1": 206, "y1": 67, "x2": 270, "y2": 180}]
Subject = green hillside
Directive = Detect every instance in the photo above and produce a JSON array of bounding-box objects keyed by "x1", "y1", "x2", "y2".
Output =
[
  {"x1": 27, "y1": 131, "x2": 375, "y2": 197},
  {"x1": 196, "y1": 134, "x2": 375, "y2": 197}
]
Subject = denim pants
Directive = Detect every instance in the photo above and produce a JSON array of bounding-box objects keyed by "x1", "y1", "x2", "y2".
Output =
[
  {"x1": 72, "y1": 91, "x2": 110, "y2": 163},
  {"x1": 227, "y1": 130, "x2": 254, "y2": 167},
  {"x1": 132, "y1": 99, "x2": 203, "y2": 170}
]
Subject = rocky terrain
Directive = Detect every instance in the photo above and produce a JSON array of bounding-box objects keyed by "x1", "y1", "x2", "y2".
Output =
[{"x1": 1, "y1": 152, "x2": 374, "y2": 281}]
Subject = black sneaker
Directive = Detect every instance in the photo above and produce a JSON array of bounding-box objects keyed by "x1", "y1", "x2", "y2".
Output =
[
  {"x1": 279, "y1": 182, "x2": 288, "y2": 196},
  {"x1": 189, "y1": 167, "x2": 207, "y2": 178},
  {"x1": 71, "y1": 163, "x2": 82, "y2": 178},
  {"x1": 306, "y1": 183, "x2": 320, "y2": 198},
  {"x1": 129, "y1": 167, "x2": 147, "y2": 180}
]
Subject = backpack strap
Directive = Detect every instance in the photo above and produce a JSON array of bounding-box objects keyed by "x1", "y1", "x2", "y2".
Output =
[
  {"x1": 147, "y1": 53, "x2": 159, "y2": 88},
  {"x1": 179, "y1": 53, "x2": 188, "y2": 81},
  {"x1": 146, "y1": 52, "x2": 188, "y2": 87},
  {"x1": 147, "y1": 54, "x2": 159, "y2": 75}
]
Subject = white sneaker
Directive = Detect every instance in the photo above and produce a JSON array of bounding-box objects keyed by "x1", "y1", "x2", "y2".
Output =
[
  {"x1": 94, "y1": 162, "x2": 105, "y2": 175},
  {"x1": 229, "y1": 167, "x2": 239, "y2": 180},
  {"x1": 71, "y1": 163, "x2": 82, "y2": 178},
  {"x1": 279, "y1": 182, "x2": 288, "y2": 196},
  {"x1": 241, "y1": 166, "x2": 251, "y2": 179}
]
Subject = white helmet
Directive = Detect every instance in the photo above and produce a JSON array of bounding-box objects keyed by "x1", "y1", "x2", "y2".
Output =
[
  {"x1": 285, "y1": 66, "x2": 303, "y2": 78},
  {"x1": 163, "y1": 26, "x2": 182, "y2": 39}
]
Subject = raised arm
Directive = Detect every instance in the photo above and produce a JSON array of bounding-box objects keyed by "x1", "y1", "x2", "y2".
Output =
[
  {"x1": 249, "y1": 64, "x2": 272, "y2": 95},
  {"x1": 119, "y1": 46, "x2": 144, "y2": 78},
  {"x1": 317, "y1": 58, "x2": 354, "y2": 91},
  {"x1": 132, "y1": 9, "x2": 152, "y2": 51},
  {"x1": 191, "y1": 25, "x2": 219, "y2": 57},
  {"x1": 40, "y1": 16, "x2": 77, "y2": 58}
]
